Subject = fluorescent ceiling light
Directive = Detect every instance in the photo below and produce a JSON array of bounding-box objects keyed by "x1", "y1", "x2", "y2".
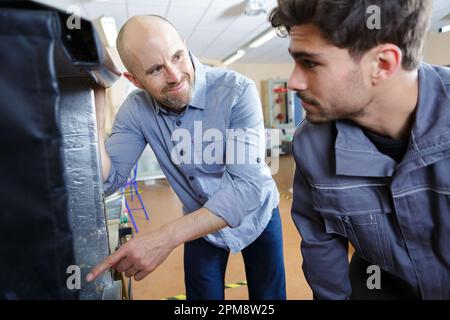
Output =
[
  {"x1": 221, "y1": 26, "x2": 277, "y2": 65},
  {"x1": 249, "y1": 29, "x2": 277, "y2": 48},
  {"x1": 223, "y1": 50, "x2": 246, "y2": 65},
  {"x1": 439, "y1": 24, "x2": 450, "y2": 33}
]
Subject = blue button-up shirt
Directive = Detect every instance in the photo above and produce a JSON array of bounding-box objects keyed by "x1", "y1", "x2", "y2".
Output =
[
  {"x1": 104, "y1": 54, "x2": 279, "y2": 253},
  {"x1": 292, "y1": 63, "x2": 450, "y2": 299}
]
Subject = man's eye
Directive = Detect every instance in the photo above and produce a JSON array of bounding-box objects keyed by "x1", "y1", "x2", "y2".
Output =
[
  {"x1": 174, "y1": 53, "x2": 183, "y2": 61},
  {"x1": 151, "y1": 66, "x2": 163, "y2": 75},
  {"x1": 301, "y1": 60, "x2": 318, "y2": 69}
]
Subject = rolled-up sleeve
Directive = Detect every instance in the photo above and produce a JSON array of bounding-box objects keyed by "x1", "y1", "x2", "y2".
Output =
[
  {"x1": 204, "y1": 82, "x2": 272, "y2": 228},
  {"x1": 292, "y1": 143, "x2": 351, "y2": 299},
  {"x1": 103, "y1": 97, "x2": 146, "y2": 196}
]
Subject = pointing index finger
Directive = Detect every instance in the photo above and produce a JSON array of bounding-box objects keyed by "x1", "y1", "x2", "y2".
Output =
[{"x1": 86, "y1": 247, "x2": 127, "y2": 282}]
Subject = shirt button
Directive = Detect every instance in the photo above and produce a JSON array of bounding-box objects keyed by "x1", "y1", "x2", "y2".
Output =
[
  {"x1": 189, "y1": 176, "x2": 195, "y2": 181},
  {"x1": 180, "y1": 149, "x2": 184, "y2": 156},
  {"x1": 256, "y1": 157, "x2": 261, "y2": 163},
  {"x1": 176, "y1": 120, "x2": 182, "y2": 126}
]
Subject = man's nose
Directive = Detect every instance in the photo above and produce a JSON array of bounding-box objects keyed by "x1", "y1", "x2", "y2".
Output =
[
  {"x1": 287, "y1": 65, "x2": 308, "y2": 92},
  {"x1": 165, "y1": 63, "x2": 182, "y2": 83}
]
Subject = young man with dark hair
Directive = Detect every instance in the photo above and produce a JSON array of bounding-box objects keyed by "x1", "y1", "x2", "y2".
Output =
[{"x1": 270, "y1": 0, "x2": 450, "y2": 299}]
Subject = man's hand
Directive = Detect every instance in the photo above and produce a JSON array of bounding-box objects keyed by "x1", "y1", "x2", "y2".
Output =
[
  {"x1": 86, "y1": 226, "x2": 175, "y2": 282},
  {"x1": 86, "y1": 208, "x2": 227, "y2": 282}
]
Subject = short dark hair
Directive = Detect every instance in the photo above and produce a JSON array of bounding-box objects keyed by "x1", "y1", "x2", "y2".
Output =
[{"x1": 269, "y1": 0, "x2": 432, "y2": 70}]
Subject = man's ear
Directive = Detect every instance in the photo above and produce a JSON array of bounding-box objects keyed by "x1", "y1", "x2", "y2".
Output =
[
  {"x1": 370, "y1": 44, "x2": 403, "y2": 85},
  {"x1": 123, "y1": 72, "x2": 144, "y2": 89}
]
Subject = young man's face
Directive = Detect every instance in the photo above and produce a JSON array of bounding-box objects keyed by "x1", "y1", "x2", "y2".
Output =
[{"x1": 288, "y1": 24, "x2": 374, "y2": 124}]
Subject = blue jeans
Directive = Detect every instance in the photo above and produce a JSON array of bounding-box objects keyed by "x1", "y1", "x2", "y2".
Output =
[{"x1": 184, "y1": 208, "x2": 286, "y2": 300}]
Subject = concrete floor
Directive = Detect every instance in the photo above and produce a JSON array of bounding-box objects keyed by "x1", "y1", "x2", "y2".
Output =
[{"x1": 125, "y1": 155, "x2": 313, "y2": 300}]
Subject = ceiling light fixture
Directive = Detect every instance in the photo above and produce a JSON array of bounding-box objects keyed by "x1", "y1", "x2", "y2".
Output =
[
  {"x1": 249, "y1": 28, "x2": 277, "y2": 48},
  {"x1": 222, "y1": 50, "x2": 246, "y2": 65},
  {"x1": 244, "y1": 0, "x2": 267, "y2": 16},
  {"x1": 439, "y1": 24, "x2": 450, "y2": 33}
]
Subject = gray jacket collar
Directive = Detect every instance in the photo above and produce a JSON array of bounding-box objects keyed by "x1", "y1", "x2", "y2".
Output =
[{"x1": 335, "y1": 63, "x2": 450, "y2": 178}]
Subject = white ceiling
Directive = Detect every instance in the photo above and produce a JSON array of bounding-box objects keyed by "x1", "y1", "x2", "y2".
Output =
[{"x1": 34, "y1": 0, "x2": 450, "y2": 64}]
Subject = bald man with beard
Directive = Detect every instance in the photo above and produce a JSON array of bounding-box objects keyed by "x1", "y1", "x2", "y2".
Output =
[{"x1": 86, "y1": 15, "x2": 286, "y2": 300}]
